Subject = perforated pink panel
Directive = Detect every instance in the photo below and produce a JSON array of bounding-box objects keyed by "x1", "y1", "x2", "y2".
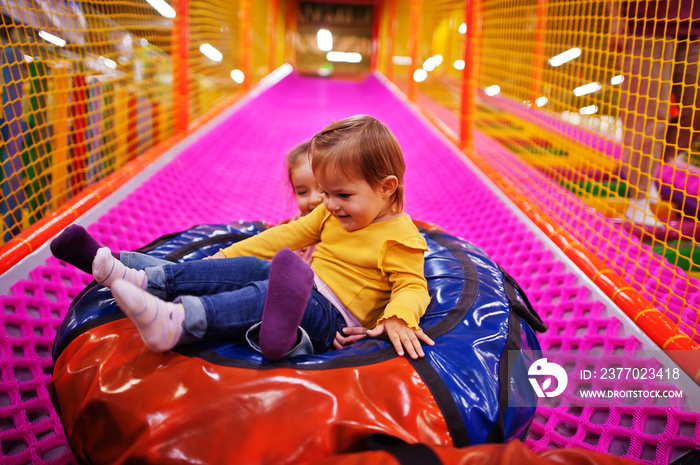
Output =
[
  {"x1": 0, "y1": 73, "x2": 698, "y2": 464},
  {"x1": 0, "y1": 259, "x2": 91, "y2": 463}
]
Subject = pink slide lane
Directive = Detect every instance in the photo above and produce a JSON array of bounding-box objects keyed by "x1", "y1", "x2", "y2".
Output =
[{"x1": 0, "y1": 72, "x2": 698, "y2": 464}]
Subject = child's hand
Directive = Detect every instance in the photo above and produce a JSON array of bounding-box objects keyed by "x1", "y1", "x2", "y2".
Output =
[
  {"x1": 367, "y1": 316, "x2": 435, "y2": 359},
  {"x1": 332, "y1": 326, "x2": 368, "y2": 349},
  {"x1": 204, "y1": 251, "x2": 227, "y2": 260}
]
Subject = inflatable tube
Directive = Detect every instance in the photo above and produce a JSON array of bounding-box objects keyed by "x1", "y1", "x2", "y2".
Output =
[
  {"x1": 51, "y1": 221, "x2": 546, "y2": 465},
  {"x1": 307, "y1": 434, "x2": 640, "y2": 465}
]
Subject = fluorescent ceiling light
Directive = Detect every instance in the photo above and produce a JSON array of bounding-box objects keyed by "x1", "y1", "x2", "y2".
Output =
[
  {"x1": 413, "y1": 69, "x2": 428, "y2": 82},
  {"x1": 199, "y1": 43, "x2": 223, "y2": 62},
  {"x1": 392, "y1": 56, "x2": 411, "y2": 65},
  {"x1": 485, "y1": 85, "x2": 501, "y2": 97},
  {"x1": 610, "y1": 75, "x2": 624, "y2": 85},
  {"x1": 38, "y1": 30, "x2": 66, "y2": 47},
  {"x1": 579, "y1": 105, "x2": 598, "y2": 115},
  {"x1": 230, "y1": 69, "x2": 245, "y2": 83},
  {"x1": 345, "y1": 53, "x2": 362, "y2": 63},
  {"x1": 423, "y1": 55, "x2": 443, "y2": 71},
  {"x1": 326, "y1": 51, "x2": 361, "y2": 63},
  {"x1": 145, "y1": 0, "x2": 176, "y2": 19},
  {"x1": 453, "y1": 60, "x2": 465, "y2": 70},
  {"x1": 573, "y1": 82, "x2": 601, "y2": 96},
  {"x1": 317, "y1": 29, "x2": 333, "y2": 52},
  {"x1": 549, "y1": 47, "x2": 581, "y2": 67},
  {"x1": 103, "y1": 58, "x2": 117, "y2": 69}
]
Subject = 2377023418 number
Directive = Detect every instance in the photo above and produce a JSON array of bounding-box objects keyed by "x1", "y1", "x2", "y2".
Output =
[{"x1": 597, "y1": 367, "x2": 681, "y2": 380}]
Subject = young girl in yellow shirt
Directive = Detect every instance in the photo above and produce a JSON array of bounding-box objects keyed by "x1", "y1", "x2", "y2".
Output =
[{"x1": 92, "y1": 115, "x2": 435, "y2": 360}]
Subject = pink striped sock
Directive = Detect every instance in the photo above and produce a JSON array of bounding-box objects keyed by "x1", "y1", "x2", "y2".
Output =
[
  {"x1": 111, "y1": 279, "x2": 185, "y2": 352},
  {"x1": 92, "y1": 247, "x2": 148, "y2": 289}
]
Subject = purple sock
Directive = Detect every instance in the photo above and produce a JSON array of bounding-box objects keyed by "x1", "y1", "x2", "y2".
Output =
[
  {"x1": 50, "y1": 225, "x2": 119, "y2": 274},
  {"x1": 259, "y1": 248, "x2": 314, "y2": 360}
]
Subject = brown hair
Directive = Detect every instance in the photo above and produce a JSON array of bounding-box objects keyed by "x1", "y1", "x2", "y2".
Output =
[
  {"x1": 285, "y1": 140, "x2": 311, "y2": 186},
  {"x1": 310, "y1": 115, "x2": 405, "y2": 211}
]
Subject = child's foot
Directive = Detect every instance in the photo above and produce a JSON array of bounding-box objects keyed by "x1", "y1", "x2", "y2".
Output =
[
  {"x1": 50, "y1": 225, "x2": 119, "y2": 274},
  {"x1": 93, "y1": 247, "x2": 148, "y2": 289},
  {"x1": 259, "y1": 248, "x2": 314, "y2": 360},
  {"x1": 111, "y1": 279, "x2": 185, "y2": 352}
]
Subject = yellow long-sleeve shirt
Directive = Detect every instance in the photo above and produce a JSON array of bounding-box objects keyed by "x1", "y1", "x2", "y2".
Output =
[{"x1": 220, "y1": 204, "x2": 430, "y2": 329}]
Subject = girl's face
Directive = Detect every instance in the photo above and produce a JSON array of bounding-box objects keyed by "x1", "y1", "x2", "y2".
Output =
[
  {"x1": 317, "y1": 170, "x2": 397, "y2": 232},
  {"x1": 290, "y1": 158, "x2": 323, "y2": 216}
]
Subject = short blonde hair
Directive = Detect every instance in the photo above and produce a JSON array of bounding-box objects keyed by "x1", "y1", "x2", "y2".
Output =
[{"x1": 310, "y1": 115, "x2": 405, "y2": 211}]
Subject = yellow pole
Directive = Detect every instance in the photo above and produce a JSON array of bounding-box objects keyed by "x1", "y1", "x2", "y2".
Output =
[
  {"x1": 386, "y1": 0, "x2": 397, "y2": 82},
  {"x1": 408, "y1": 0, "x2": 421, "y2": 102},
  {"x1": 50, "y1": 63, "x2": 70, "y2": 209},
  {"x1": 269, "y1": 0, "x2": 279, "y2": 72},
  {"x1": 114, "y1": 87, "x2": 128, "y2": 170}
]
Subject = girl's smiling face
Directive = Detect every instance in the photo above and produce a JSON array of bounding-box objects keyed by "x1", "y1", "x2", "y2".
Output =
[
  {"x1": 290, "y1": 158, "x2": 323, "y2": 216},
  {"x1": 317, "y1": 170, "x2": 398, "y2": 232}
]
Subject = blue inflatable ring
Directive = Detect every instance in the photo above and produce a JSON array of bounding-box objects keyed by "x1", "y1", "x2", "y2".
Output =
[{"x1": 51, "y1": 221, "x2": 545, "y2": 464}]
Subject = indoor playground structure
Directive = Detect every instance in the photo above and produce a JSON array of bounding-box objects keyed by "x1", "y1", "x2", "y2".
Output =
[{"x1": 0, "y1": 1, "x2": 699, "y2": 464}]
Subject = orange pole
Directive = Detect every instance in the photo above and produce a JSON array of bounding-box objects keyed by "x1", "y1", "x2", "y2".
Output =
[
  {"x1": 386, "y1": 0, "x2": 396, "y2": 82},
  {"x1": 285, "y1": 0, "x2": 298, "y2": 66},
  {"x1": 127, "y1": 92, "x2": 138, "y2": 160},
  {"x1": 69, "y1": 74, "x2": 88, "y2": 196},
  {"x1": 172, "y1": 0, "x2": 189, "y2": 133},
  {"x1": 460, "y1": 0, "x2": 481, "y2": 151},
  {"x1": 269, "y1": 0, "x2": 279, "y2": 72},
  {"x1": 407, "y1": 0, "x2": 421, "y2": 102},
  {"x1": 152, "y1": 101, "x2": 161, "y2": 145},
  {"x1": 530, "y1": 0, "x2": 547, "y2": 103},
  {"x1": 239, "y1": 0, "x2": 252, "y2": 91},
  {"x1": 370, "y1": 0, "x2": 380, "y2": 72}
]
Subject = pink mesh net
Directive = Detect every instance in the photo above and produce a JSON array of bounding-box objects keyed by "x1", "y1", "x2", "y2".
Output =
[{"x1": 0, "y1": 73, "x2": 697, "y2": 464}]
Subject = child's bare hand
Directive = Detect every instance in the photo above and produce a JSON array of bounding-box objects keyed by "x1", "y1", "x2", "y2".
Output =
[
  {"x1": 332, "y1": 326, "x2": 368, "y2": 349},
  {"x1": 204, "y1": 251, "x2": 227, "y2": 260},
  {"x1": 367, "y1": 316, "x2": 435, "y2": 359}
]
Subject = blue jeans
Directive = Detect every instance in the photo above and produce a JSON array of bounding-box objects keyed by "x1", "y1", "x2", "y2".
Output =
[
  {"x1": 121, "y1": 251, "x2": 172, "y2": 269},
  {"x1": 126, "y1": 253, "x2": 345, "y2": 355}
]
